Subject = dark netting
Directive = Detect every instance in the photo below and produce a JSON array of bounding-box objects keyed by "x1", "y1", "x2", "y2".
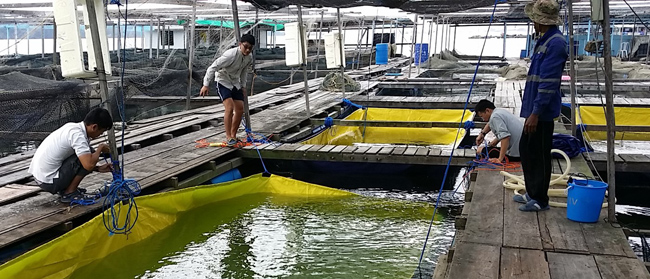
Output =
[{"x1": 0, "y1": 72, "x2": 87, "y2": 141}]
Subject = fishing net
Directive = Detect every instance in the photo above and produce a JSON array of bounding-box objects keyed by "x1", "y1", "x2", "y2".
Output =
[
  {"x1": 319, "y1": 71, "x2": 361, "y2": 92},
  {"x1": 0, "y1": 72, "x2": 87, "y2": 142}
]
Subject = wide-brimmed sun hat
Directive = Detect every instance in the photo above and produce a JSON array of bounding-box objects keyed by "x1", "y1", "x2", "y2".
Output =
[{"x1": 525, "y1": 0, "x2": 562, "y2": 26}]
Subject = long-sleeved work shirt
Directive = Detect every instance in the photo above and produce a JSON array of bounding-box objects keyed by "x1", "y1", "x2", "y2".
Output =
[
  {"x1": 521, "y1": 26, "x2": 568, "y2": 121},
  {"x1": 202, "y1": 47, "x2": 252, "y2": 90}
]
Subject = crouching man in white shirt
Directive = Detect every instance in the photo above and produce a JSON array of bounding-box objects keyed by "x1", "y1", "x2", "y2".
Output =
[{"x1": 28, "y1": 108, "x2": 114, "y2": 203}]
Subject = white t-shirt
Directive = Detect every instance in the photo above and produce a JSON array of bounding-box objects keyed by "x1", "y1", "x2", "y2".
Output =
[{"x1": 28, "y1": 122, "x2": 92, "y2": 184}]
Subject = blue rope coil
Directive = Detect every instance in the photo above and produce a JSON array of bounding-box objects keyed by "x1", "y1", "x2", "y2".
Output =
[
  {"x1": 342, "y1": 98, "x2": 364, "y2": 109},
  {"x1": 463, "y1": 121, "x2": 475, "y2": 130},
  {"x1": 324, "y1": 117, "x2": 334, "y2": 128}
]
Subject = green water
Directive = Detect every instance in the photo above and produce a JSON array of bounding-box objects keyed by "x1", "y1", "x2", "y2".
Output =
[{"x1": 70, "y1": 193, "x2": 453, "y2": 279}]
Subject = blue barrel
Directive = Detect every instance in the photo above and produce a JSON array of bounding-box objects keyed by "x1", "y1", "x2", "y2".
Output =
[
  {"x1": 414, "y1": 43, "x2": 429, "y2": 65},
  {"x1": 520, "y1": 49, "x2": 528, "y2": 59},
  {"x1": 375, "y1": 43, "x2": 389, "y2": 65},
  {"x1": 210, "y1": 168, "x2": 242, "y2": 184},
  {"x1": 566, "y1": 178, "x2": 608, "y2": 223}
]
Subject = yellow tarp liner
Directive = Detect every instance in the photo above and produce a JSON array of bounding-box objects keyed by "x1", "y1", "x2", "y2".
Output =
[
  {"x1": 303, "y1": 108, "x2": 474, "y2": 146},
  {"x1": 577, "y1": 106, "x2": 650, "y2": 141},
  {"x1": 0, "y1": 174, "x2": 355, "y2": 279}
]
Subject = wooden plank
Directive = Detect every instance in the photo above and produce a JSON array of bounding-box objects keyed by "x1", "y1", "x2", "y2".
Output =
[
  {"x1": 446, "y1": 242, "x2": 500, "y2": 279},
  {"x1": 547, "y1": 252, "x2": 601, "y2": 279},
  {"x1": 317, "y1": 145, "x2": 337, "y2": 153},
  {"x1": 500, "y1": 248, "x2": 550, "y2": 279},
  {"x1": 581, "y1": 210, "x2": 637, "y2": 258},
  {"x1": 594, "y1": 255, "x2": 650, "y2": 279},
  {"x1": 503, "y1": 178, "x2": 543, "y2": 250},
  {"x1": 329, "y1": 145, "x2": 346, "y2": 153},
  {"x1": 365, "y1": 146, "x2": 383, "y2": 155},
  {"x1": 391, "y1": 147, "x2": 407, "y2": 155},
  {"x1": 295, "y1": 144, "x2": 313, "y2": 152},
  {"x1": 538, "y1": 208, "x2": 589, "y2": 253},
  {"x1": 274, "y1": 143, "x2": 302, "y2": 152},
  {"x1": 0, "y1": 184, "x2": 41, "y2": 206},
  {"x1": 463, "y1": 170, "x2": 503, "y2": 246},
  {"x1": 415, "y1": 147, "x2": 429, "y2": 156},
  {"x1": 377, "y1": 146, "x2": 394, "y2": 155},
  {"x1": 341, "y1": 146, "x2": 357, "y2": 154},
  {"x1": 353, "y1": 146, "x2": 371, "y2": 154},
  {"x1": 403, "y1": 146, "x2": 418, "y2": 156},
  {"x1": 428, "y1": 148, "x2": 442, "y2": 157}
]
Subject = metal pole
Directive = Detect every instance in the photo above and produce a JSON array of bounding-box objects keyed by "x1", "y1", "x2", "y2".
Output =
[
  {"x1": 428, "y1": 17, "x2": 434, "y2": 55},
  {"x1": 186, "y1": 0, "x2": 196, "y2": 110},
  {"x1": 631, "y1": 17, "x2": 636, "y2": 61},
  {"x1": 272, "y1": 19, "x2": 277, "y2": 48},
  {"x1": 434, "y1": 16, "x2": 438, "y2": 55},
  {"x1": 41, "y1": 24, "x2": 45, "y2": 58},
  {"x1": 85, "y1": 0, "x2": 119, "y2": 164},
  {"x1": 149, "y1": 19, "x2": 153, "y2": 59},
  {"x1": 14, "y1": 22, "x2": 18, "y2": 56},
  {"x1": 6, "y1": 26, "x2": 9, "y2": 56},
  {"x1": 134, "y1": 24, "x2": 137, "y2": 54},
  {"x1": 314, "y1": 10, "x2": 324, "y2": 78},
  {"x1": 526, "y1": 21, "x2": 530, "y2": 57},
  {"x1": 418, "y1": 17, "x2": 425, "y2": 74},
  {"x1": 117, "y1": 18, "x2": 121, "y2": 63},
  {"x1": 380, "y1": 19, "x2": 385, "y2": 44},
  {"x1": 167, "y1": 25, "x2": 170, "y2": 50},
  {"x1": 27, "y1": 24, "x2": 30, "y2": 55},
  {"x1": 601, "y1": 0, "x2": 617, "y2": 223},
  {"x1": 355, "y1": 17, "x2": 364, "y2": 70},
  {"x1": 337, "y1": 8, "x2": 346, "y2": 98},
  {"x1": 503, "y1": 22, "x2": 507, "y2": 58},
  {"x1": 230, "y1": 0, "x2": 251, "y2": 130},
  {"x1": 297, "y1": 5, "x2": 311, "y2": 117},
  {"x1": 400, "y1": 24, "x2": 405, "y2": 55},
  {"x1": 141, "y1": 23, "x2": 145, "y2": 52},
  {"x1": 156, "y1": 18, "x2": 160, "y2": 58},
  {"x1": 112, "y1": 24, "x2": 116, "y2": 54},
  {"x1": 369, "y1": 17, "x2": 376, "y2": 64},
  {"x1": 251, "y1": 8, "x2": 259, "y2": 95},
  {"x1": 408, "y1": 16, "x2": 418, "y2": 78},
  {"x1": 453, "y1": 24, "x2": 457, "y2": 51},
  {"x1": 568, "y1": 0, "x2": 577, "y2": 136},
  {"x1": 618, "y1": 17, "x2": 624, "y2": 58},
  {"x1": 53, "y1": 22, "x2": 59, "y2": 65}
]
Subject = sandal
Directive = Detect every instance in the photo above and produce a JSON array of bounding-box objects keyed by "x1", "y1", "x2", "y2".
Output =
[{"x1": 60, "y1": 189, "x2": 98, "y2": 204}]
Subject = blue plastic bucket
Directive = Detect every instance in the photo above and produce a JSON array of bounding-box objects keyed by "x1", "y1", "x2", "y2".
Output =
[
  {"x1": 520, "y1": 49, "x2": 528, "y2": 59},
  {"x1": 566, "y1": 178, "x2": 608, "y2": 223},
  {"x1": 414, "y1": 43, "x2": 429, "y2": 65},
  {"x1": 210, "y1": 168, "x2": 242, "y2": 184},
  {"x1": 375, "y1": 43, "x2": 389, "y2": 65}
]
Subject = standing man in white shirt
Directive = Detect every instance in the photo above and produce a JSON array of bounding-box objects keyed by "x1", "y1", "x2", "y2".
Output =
[
  {"x1": 28, "y1": 108, "x2": 114, "y2": 203},
  {"x1": 200, "y1": 34, "x2": 255, "y2": 146}
]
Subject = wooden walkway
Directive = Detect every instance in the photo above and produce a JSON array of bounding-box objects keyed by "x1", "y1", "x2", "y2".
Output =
[
  {"x1": 434, "y1": 156, "x2": 650, "y2": 279},
  {"x1": 434, "y1": 81, "x2": 650, "y2": 279},
  {"x1": 0, "y1": 59, "x2": 409, "y2": 259}
]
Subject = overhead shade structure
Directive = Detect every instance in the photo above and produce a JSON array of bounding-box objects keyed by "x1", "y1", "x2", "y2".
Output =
[
  {"x1": 240, "y1": 0, "x2": 495, "y2": 14},
  {"x1": 303, "y1": 108, "x2": 474, "y2": 146},
  {"x1": 577, "y1": 106, "x2": 650, "y2": 140}
]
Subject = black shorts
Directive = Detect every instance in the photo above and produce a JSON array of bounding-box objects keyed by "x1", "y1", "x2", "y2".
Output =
[
  {"x1": 38, "y1": 154, "x2": 92, "y2": 194},
  {"x1": 216, "y1": 83, "x2": 244, "y2": 101}
]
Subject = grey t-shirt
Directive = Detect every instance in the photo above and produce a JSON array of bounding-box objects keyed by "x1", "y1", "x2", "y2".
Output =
[{"x1": 489, "y1": 108, "x2": 524, "y2": 157}]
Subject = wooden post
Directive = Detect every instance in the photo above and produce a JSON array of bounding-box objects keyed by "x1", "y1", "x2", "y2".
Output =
[
  {"x1": 314, "y1": 11, "x2": 324, "y2": 78},
  {"x1": 428, "y1": 17, "x2": 434, "y2": 55},
  {"x1": 231, "y1": 0, "x2": 252, "y2": 130},
  {"x1": 369, "y1": 18, "x2": 376, "y2": 63},
  {"x1": 337, "y1": 8, "x2": 346, "y2": 98},
  {"x1": 186, "y1": 0, "x2": 196, "y2": 111},
  {"x1": 112, "y1": 23, "x2": 116, "y2": 54},
  {"x1": 526, "y1": 21, "x2": 530, "y2": 57},
  {"x1": 418, "y1": 17, "x2": 425, "y2": 74},
  {"x1": 134, "y1": 24, "x2": 137, "y2": 54},
  {"x1": 85, "y1": 0, "x2": 119, "y2": 166},
  {"x1": 568, "y1": 0, "x2": 577, "y2": 136},
  {"x1": 400, "y1": 23, "x2": 405, "y2": 55},
  {"x1": 453, "y1": 24, "x2": 457, "y2": 51},
  {"x1": 601, "y1": 0, "x2": 617, "y2": 223},
  {"x1": 297, "y1": 5, "x2": 312, "y2": 117},
  {"x1": 14, "y1": 22, "x2": 17, "y2": 56}
]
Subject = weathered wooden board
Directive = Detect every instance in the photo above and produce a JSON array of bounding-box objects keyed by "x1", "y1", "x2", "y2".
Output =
[{"x1": 500, "y1": 248, "x2": 550, "y2": 279}]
